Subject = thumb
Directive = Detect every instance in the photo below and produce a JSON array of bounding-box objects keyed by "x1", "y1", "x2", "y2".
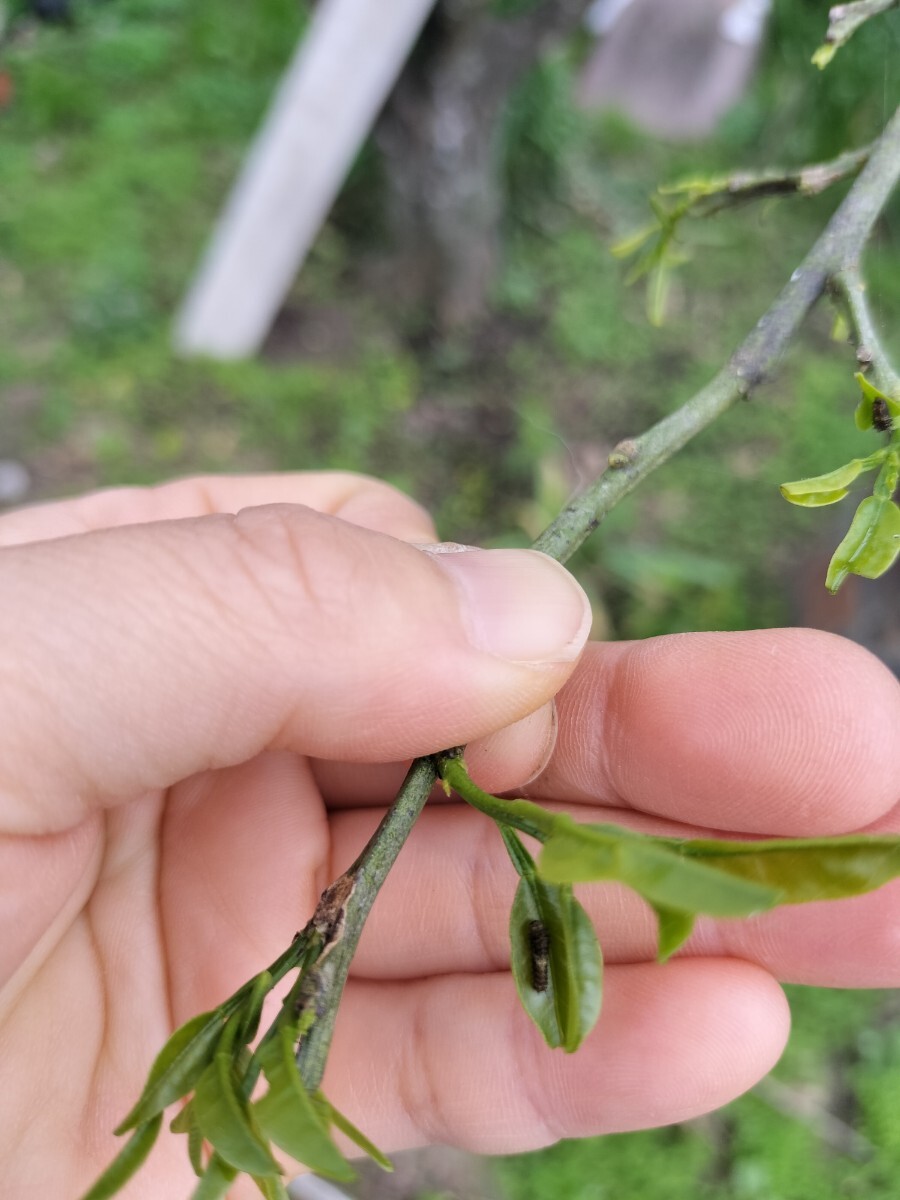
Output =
[{"x1": 1, "y1": 503, "x2": 591, "y2": 833}]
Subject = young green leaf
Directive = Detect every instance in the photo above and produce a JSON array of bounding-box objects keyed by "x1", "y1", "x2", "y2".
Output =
[
  {"x1": 170, "y1": 1100, "x2": 207, "y2": 1177},
  {"x1": 255, "y1": 1027, "x2": 356, "y2": 1182},
  {"x1": 826, "y1": 495, "x2": 900, "y2": 592},
  {"x1": 667, "y1": 832, "x2": 900, "y2": 904},
  {"x1": 649, "y1": 904, "x2": 696, "y2": 962},
  {"x1": 190, "y1": 1154, "x2": 238, "y2": 1200},
  {"x1": 192, "y1": 1050, "x2": 281, "y2": 1177},
  {"x1": 188, "y1": 1119, "x2": 207, "y2": 1178},
  {"x1": 321, "y1": 1095, "x2": 394, "y2": 1171},
  {"x1": 78, "y1": 1115, "x2": 163, "y2": 1200},
  {"x1": 115, "y1": 1011, "x2": 224, "y2": 1134},
  {"x1": 500, "y1": 825, "x2": 602, "y2": 1053},
  {"x1": 239, "y1": 970, "x2": 275, "y2": 1045},
  {"x1": 780, "y1": 455, "x2": 883, "y2": 507},
  {"x1": 252, "y1": 1174, "x2": 292, "y2": 1200},
  {"x1": 539, "y1": 819, "x2": 779, "y2": 917},
  {"x1": 854, "y1": 371, "x2": 900, "y2": 431},
  {"x1": 509, "y1": 877, "x2": 603, "y2": 1052}
]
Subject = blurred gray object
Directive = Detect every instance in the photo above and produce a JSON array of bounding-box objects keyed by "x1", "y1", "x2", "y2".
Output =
[
  {"x1": 0, "y1": 459, "x2": 31, "y2": 506},
  {"x1": 579, "y1": 0, "x2": 772, "y2": 138},
  {"x1": 290, "y1": 1175, "x2": 354, "y2": 1200}
]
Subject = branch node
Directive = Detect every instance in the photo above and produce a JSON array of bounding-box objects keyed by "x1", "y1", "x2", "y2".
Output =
[{"x1": 608, "y1": 439, "x2": 639, "y2": 469}]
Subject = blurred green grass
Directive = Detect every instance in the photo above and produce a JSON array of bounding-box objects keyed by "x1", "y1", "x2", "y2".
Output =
[{"x1": 2, "y1": 3, "x2": 900, "y2": 1196}]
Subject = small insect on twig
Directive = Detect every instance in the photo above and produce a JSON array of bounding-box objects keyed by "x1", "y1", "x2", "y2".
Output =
[
  {"x1": 527, "y1": 920, "x2": 550, "y2": 993},
  {"x1": 872, "y1": 396, "x2": 894, "y2": 432}
]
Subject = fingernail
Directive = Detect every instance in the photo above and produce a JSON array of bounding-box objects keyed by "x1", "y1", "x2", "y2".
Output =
[{"x1": 426, "y1": 547, "x2": 591, "y2": 664}]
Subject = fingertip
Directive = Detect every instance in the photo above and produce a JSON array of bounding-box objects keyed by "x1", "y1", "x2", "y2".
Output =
[
  {"x1": 465, "y1": 702, "x2": 557, "y2": 795},
  {"x1": 606, "y1": 628, "x2": 900, "y2": 834}
]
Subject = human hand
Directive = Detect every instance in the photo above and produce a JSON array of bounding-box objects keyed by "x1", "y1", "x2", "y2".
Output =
[{"x1": 1, "y1": 474, "x2": 898, "y2": 1200}]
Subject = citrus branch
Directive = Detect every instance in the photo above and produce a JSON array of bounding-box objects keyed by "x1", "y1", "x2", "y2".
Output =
[
  {"x1": 657, "y1": 141, "x2": 873, "y2": 219},
  {"x1": 813, "y1": 0, "x2": 900, "y2": 68},
  {"x1": 535, "y1": 104, "x2": 900, "y2": 563}
]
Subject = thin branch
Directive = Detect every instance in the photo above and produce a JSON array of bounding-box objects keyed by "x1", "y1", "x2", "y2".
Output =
[
  {"x1": 830, "y1": 263, "x2": 900, "y2": 397},
  {"x1": 534, "y1": 103, "x2": 900, "y2": 564},
  {"x1": 753, "y1": 1076, "x2": 874, "y2": 1161},
  {"x1": 813, "y1": 0, "x2": 900, "y2": 68},
  {"x1": 660, "y1": 142, "x2": 873, "y2": 218},
  {"x1": 294, "y1": 757, "x2": 437, "y2": 1090}
]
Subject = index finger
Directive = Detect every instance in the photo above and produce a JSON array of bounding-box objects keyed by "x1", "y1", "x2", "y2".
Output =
[
  {"x1": 524, "y1": 629, "x2": 900, "y2": 835},
  {"x1": 0, "y1": 471, "x2": 438, "y2": 545}
]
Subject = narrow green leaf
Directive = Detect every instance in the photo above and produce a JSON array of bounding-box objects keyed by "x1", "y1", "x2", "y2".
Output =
[
  {"x1": 188, "y1": 1120, "x2": 206, "y2": 1178},
  {"x1": 78, "y1": 1116, "x2": 163, "y2": 1200},
  {"x1": 509, "y1": 874, "x2": 603, "y2": 1053},
  {"x1": 190, "y1": 1154, "x2": 238, "y2": 1200},
  {"x1": 115, "y1": 1011, "x2": 224, "y2": 1134},
  {"x1": 826, "y1": 495, "x2": 900, "y2": 592},
  {"x1": 539, "y1": 819, "x2": 779, "y2": 917},
  {"x1": 650, "y1": 904, "x2": 696, "y2": 962},
  {"x1": 318, "y1": 1094, "x2": 394, "y2": 1171},
  {"x1": 668, "y1": 832, "x2": 900, "y2": 904},
  {"x1": 255, "y1": 1027, "x2": 356, "y2": 1182},
  {"x1": 610, "y1": 222, "x2": 657, "y2": 259},
  {"x1": 253, "y1": 1174, "x2": 292, "y2": 1200},
  {"x1": 193, "y1": 1052, "x2": 281, "y2": 1177},
  {"x1": 240, "y1": 970, "x2": 275, "y2": 1045}
]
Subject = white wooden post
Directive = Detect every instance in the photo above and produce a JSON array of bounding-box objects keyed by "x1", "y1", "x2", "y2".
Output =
[{"x1": 174, "y1": 0, "x2": 437, "y2": 360}]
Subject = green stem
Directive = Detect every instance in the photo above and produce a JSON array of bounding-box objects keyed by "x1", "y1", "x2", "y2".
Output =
[
  {"x1": 831, "y1": 263, "x2": 900, "y2": 400},
  {"x1": 437, "y1": 753, "x2": 556, "y2": 841}
]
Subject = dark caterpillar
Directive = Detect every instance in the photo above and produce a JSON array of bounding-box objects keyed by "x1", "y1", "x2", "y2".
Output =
[
  {"x1": 872, "y1": 396, "x2": 893, "y2": 433},
  {"x1": 527, "y1": 919, "x2": 550, "y2": 993}
]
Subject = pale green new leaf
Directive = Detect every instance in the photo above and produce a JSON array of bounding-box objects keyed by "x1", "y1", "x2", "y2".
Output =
[
  {"x1": 78, "y1": 1116, "x2": 163, "y2": 1200},
  {"x1": 115, "y1": 1011, "x2": 224, "y2": 1134},
  {"x1": 826, "y1": 495, "x2": 900, "y2": 592},
  {"x1": 780, "y1": 454, "x2": 883, "y2": 508}
]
